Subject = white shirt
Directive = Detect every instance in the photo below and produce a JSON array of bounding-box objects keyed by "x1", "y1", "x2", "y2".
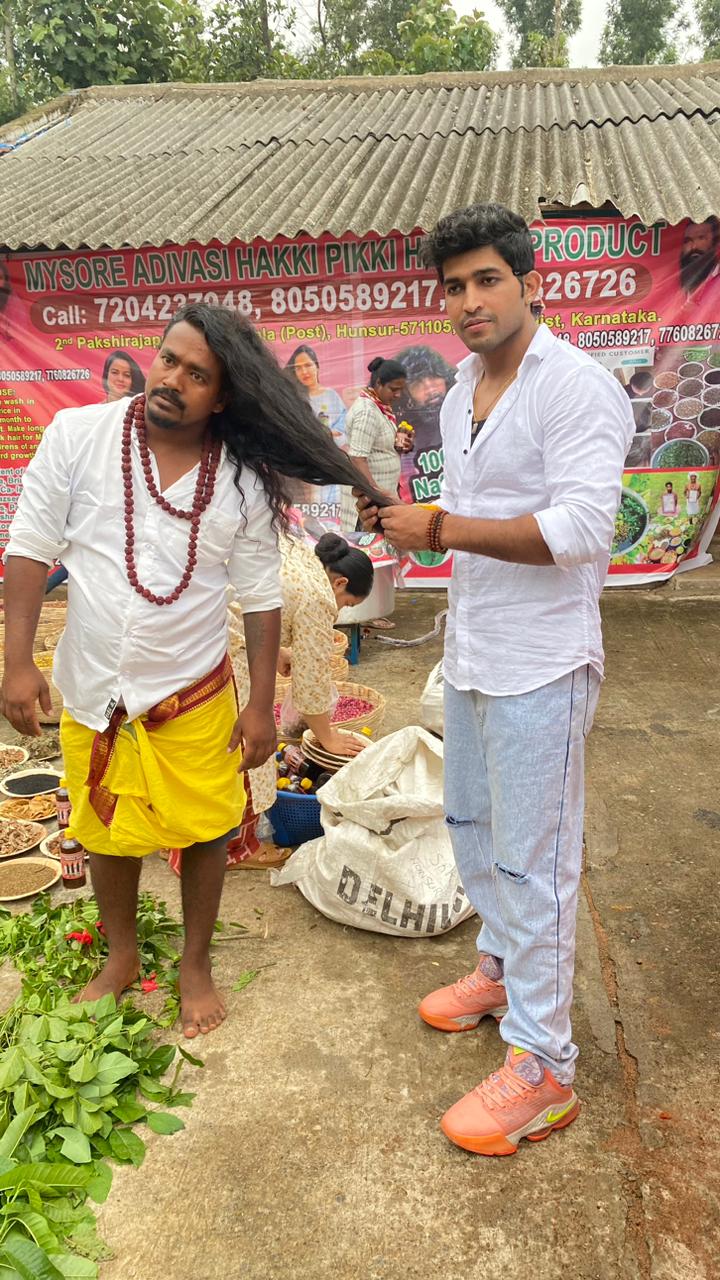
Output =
[
  {"x1": 440, "y1": 325, "x2": 635, "y2": 695},
  {"x1": 6, "y1": 399, "x2": 282, "y2": 730}
]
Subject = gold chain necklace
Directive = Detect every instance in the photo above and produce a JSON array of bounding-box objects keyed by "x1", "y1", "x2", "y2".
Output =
[{"x1": 472, "y1": 371, "x2": 518, "y2": 423}]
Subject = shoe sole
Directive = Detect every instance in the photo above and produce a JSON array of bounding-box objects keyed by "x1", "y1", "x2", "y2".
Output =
[
  {"x1": 441, "y1": 1096, "x2": 580, "y2": 1156},
  {"x1": 419, "y1": 1005, "x2": 509, "y2": 1033}
]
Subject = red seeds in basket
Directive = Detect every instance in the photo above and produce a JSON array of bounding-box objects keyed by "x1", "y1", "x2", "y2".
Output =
[
  {"x1": 331, "y1": 697, "x2": 374, "y2": 723},
  {"x1": 273, "y1": 695, "x2": 374, "y2": 727}
]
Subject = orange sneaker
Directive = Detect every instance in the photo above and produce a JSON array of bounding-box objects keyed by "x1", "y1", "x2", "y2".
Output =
[
  {"x1": 440, "y1": 1047, "x2": 580, "y2": 1156},
  {"x1": 418, "y1": 957, "x2": 508, "y2": 1032}
]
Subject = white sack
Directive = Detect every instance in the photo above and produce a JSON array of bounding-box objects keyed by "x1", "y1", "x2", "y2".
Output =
[
  {"x1": 419, "y1": 660, "x2": 444, "y2": 737},
  {"x1": 272, "y1": 726, "x2": 474, "y2": 937}
]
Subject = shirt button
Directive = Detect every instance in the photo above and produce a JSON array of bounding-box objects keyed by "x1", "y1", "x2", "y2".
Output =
[{"x1": 463, "y1": 448, "x2": 468, "y2": 455}]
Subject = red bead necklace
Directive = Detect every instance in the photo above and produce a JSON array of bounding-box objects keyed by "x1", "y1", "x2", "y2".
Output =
[{"x1": 121, "y1": 395, "x2": 221, "y2": 606}]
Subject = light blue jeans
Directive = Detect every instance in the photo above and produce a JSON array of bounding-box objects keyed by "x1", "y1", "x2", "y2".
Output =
[{"x1": 443, "y1": 667, "x2": 600, "y2": 1084}]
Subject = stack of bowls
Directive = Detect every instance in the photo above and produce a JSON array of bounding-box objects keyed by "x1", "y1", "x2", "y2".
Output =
[{"x1": 302, "y1": 729, "x2": 368, "y2": 775}]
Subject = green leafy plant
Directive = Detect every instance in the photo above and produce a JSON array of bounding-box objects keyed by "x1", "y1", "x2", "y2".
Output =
[
  {"x1": 0, "y1": 894, "x2": 203, "y2": 1277},
  {"x1": 0, "y1": 892, "x2": 183, "y2": 1024}
]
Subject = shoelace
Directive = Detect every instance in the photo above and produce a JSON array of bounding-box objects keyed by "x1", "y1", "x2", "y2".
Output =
[
  {"x1": 474, "y1": 1065, "x2": 535, "y2": 1110},
  {"x1": 453, "y1": 968, "x2": 502, "y2": 999}
]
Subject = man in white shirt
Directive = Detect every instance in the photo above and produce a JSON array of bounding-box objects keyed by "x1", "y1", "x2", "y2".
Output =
[
  {"x1": 3, "y1": 303, "x2": 381, "y2": 1039},
  {"x1": 361, "y1": 204, "x2": 633, "y2": 1156},
  {"x1": 684, "y1": 474, "x2": 702, "y2": 521}
]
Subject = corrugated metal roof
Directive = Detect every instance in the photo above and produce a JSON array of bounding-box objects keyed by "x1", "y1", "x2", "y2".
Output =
[
  {"x1": 7, "y1": 67, "x2": 720, "y2": 150},
  {"x1": 2, "y1": 64, "x2": 720, "y2": 248}
]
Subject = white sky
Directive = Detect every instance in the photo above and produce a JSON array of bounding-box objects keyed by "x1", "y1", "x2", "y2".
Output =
[
  {"x1": 455, "y1": 0, "x2": 609, "y2": 67},
  {"x1": 291, "y1": 0, "x2": 700, "y2": 69}
]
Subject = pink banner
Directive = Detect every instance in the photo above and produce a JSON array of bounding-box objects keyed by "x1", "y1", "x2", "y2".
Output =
[{"x1": 1, "y1": 216, "x2": 719, "y2": 585}]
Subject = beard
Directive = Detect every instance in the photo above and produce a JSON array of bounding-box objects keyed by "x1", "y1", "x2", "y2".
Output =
[
  {"x1": 145, "y1": 388, "x2": 186, "y2": 430},
  {"x1": 680, "y1": 249, "x2": 718, "y2": 294}
]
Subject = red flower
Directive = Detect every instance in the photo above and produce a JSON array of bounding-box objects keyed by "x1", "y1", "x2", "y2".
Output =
[
  {"x1": 96, "y1": 920, "x2": 106, "y2": 936},
  {"x1": 140, "y1": 973, "x2": 158, "y2": 994},
  {"x1": 66, "y1": 930, "x2": 93, "y2": 945}
]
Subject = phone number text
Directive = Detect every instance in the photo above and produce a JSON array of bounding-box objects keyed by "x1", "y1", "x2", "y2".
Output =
[
  {"x1": 658, "y1": 323, "x2": 720, "y2": 343},
  {"x1": 574, "y1": 328, "x2": 653, "y2": 349},
  {"x1": 93, "y1": 280, "x2": 444, "y2": 326}
]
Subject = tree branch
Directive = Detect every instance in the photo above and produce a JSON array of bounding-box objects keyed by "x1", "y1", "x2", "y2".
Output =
[{"x1": 2, "y1": 1, "x2": 19, "y2": 117}]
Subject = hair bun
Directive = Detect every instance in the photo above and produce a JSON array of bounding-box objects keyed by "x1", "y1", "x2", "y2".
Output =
[
  {"x1": 314, "y1": 532, "x2": 349, "y2": 566},
  {"x1": 367, "y1": 357, "x2": 384, "y2": 373}
]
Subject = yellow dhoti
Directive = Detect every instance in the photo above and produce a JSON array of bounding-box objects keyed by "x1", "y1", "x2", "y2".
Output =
[{"x1": 60, "y1": 654, "x2": 245, "y2": 857}]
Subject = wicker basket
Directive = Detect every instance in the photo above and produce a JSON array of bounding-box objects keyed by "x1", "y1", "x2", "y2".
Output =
[
  {"x1": 0, "y1": 601, "x2": 67, "y2": 680},
  {"x1": 32, "y1": 651, "x2": 64, "y2": 724},
  {"x1": 34, "y1": 600, "x2": 67, "y2": 641},
  {"x1": 276, "y1": 662, "x2": 347, "y2": 696},
  {"x1": 275, "y1": 673, "x2": 292, "y2": 700},
  {"x1": 0, "y1": 602, "x2": 65, "y2": 722},
  {"x1": 331, "y1": 681, "x2": 386, "y2": 735},
  {"x1": 274, "y1": 628, "x2": 348, "y2": 695},
  {"x1": 274, "y1": 679, "x2": 384, "y2": 736},
  {"x1": 43, "y1": 627, "x2": 65, "y2": 652},
  {"x1": 332, "y1": 629, "x2": 348, "y2": 657}
]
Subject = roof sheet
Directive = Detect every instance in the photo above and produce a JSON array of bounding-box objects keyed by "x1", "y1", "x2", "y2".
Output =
[{"x1": 1, "y1": 64, "x2": 720, "y2": 248}]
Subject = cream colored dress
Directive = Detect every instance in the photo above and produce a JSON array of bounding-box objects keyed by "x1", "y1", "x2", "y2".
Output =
[{"x1": 228, "y1": 535, "x2": 338, "y2": 814}]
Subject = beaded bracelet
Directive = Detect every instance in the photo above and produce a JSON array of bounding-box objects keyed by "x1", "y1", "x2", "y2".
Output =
[{"x1": 427, "y1": 509, "x2": 447, "y2": 553}]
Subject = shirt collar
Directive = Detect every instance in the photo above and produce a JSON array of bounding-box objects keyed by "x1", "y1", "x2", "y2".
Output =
[{"x1": 454, "y1": 323, "x2": 555, "y2": 386}]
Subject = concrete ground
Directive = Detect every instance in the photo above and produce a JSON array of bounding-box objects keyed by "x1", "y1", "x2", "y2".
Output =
[{"x1": 4, "y1": 558, "x2": 720, "y2": 1279}]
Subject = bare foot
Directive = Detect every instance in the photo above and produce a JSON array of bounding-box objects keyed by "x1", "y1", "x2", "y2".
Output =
[
  {"x1": 179, "y1": 958, "x2": 226, "y2": 1038},
  {"x1": 74, "y1": 951, "x2": 140, "y2": 1003}
]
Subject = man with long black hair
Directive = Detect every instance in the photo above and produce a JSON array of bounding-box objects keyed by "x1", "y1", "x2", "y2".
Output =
[
  {"x1": 392, "y1": 345, "x2": 456, "y2": 503},
  {"x1": 2, "y1": 303, "x2": 385, "y2": 1038},
  {"x1": 359, "y1": 204, "x2": 634, "y2": 1156}
]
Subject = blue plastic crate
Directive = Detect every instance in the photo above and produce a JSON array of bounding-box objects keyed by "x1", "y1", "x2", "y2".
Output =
[{"x1": 268, "y1": 789, "x2": 323, "y2": 846}]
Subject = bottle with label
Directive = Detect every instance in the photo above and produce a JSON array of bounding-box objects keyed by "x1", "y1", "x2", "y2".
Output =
[
  {"x1": 281, "y1": 744, "x2": 305, "y2": 773},
  {"x1": 55, "y1": 784, "x2": 71, "y2": 830},
  {"x1": 59, "y1": 836, "x2": 87, "y2": 889},
  {"x1": 395, "y1": 420, "x2": 415, "y2": 454}
]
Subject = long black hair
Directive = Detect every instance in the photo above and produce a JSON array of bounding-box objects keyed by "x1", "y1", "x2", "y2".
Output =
[
  {"x1": 165, "y1": 304, "x2": 388, "y2": 528},
  {"x1": 314, "y1": 532, "x2": 373, "y2": 599}
]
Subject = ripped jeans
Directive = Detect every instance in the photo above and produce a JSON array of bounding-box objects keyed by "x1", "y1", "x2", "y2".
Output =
[{"x1": 443, "y1": 668, "x2": 600, "y2": 1084}]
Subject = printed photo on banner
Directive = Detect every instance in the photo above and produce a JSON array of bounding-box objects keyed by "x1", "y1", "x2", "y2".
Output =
[{"x1": 1, "y1": 218, "x2": 719, "y2": 584}]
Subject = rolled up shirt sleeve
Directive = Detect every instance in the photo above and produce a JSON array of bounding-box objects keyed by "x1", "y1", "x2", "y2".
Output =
[
  {"x1": 4, "y1": 415, "x2": 72, "y2": 566},
  {"x1": 226, "y1": 476, "x2": 283, "y2": 613},
  {"x1": 533, "y1": 366, "x2": 635, "y2": 569}
]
